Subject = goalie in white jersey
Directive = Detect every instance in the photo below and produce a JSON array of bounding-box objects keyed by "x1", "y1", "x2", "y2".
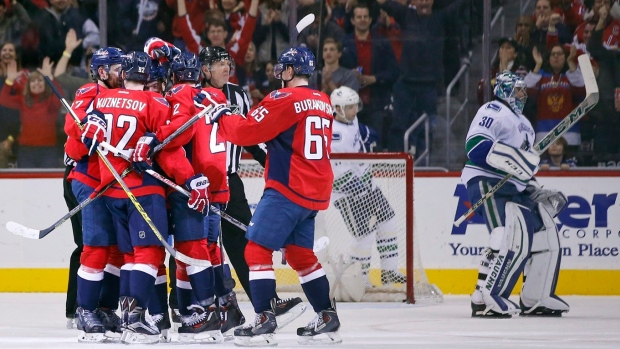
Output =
[
  {"x1": 329, "y1": 86, "x2": 406, "y2": 287},
  {"x1": 462, "y1": 71, "x2": 569, "y2": 318}
]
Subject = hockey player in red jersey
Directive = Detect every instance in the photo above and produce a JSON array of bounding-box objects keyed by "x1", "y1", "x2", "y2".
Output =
[
  {"x1": 86, "y1": 51, "x2": 187, "y2": 344},
  {"x1": 65, "y1": 47, "x2": 125, "y2": 343},
  {"x1": 195, "y1": 46, "x2": 342, "y2": 346},
  {"x1": 131, "y1": 52, "x2": 226, "y2": 343}
]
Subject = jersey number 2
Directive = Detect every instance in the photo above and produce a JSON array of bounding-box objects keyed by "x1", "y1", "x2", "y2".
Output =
[{"x1": 305, "y1": 116, "x2": 331, "y2": 160}]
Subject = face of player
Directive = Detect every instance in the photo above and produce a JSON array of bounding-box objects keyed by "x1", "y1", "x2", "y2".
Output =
[
  {"x1": 322, "y1": 43, "x2": 340, "y2": 65},
  {"x1": 100, "y1": 63, "x2": 122, "y2": 88},
  {"x1": 343, "y1": 104, "x2": 358, "y2": 122},
  {"x1": 351, "y1": 8, "x2": 371, "y2": 33},
  {"x1": 208, "y1": 25, "x2": 227, "y2": 47},
  {"x1": 549, "y1": 46, "x2": 566, "y2": 72},
  {"x1": 29, "y1": 75, "x2": 45, "y2": 95},
  {"x1": 144, "y1": 80, "x2": 165, "y2": 94},
  {"x1": 1, "y1": 43, "x2": 16, "y2": 64},
  {"x1": 280, "y1": 66, "x2": 294, "y2": 87}
]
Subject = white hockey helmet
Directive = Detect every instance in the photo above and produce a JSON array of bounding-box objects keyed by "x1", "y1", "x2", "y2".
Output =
[
  {"x1": 330, "y1": 86, "x2": 362, "y2": 122},
  {"x1": 493, "y1": 70, "x2": 527, "y2": 114}
]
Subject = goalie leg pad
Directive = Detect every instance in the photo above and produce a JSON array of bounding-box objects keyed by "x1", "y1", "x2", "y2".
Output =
[
  {"x1": 333, "y1": 196, "x2": 371, "y2": 238},
  {"x1": 486, "y1": 141, "x2": 540, "y2": 181},
  {"x1": 475, "y1": 203, "x2": 533, "y2": 316},
  {"x1": 520, "y1": 204, "x2": 569, "y2": 316}
]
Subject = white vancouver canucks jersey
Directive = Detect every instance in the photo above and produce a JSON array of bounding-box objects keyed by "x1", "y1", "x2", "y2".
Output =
[
  {"x1": 461, "y1": 101, "x2": 536, "y2": 191},
  {"x1": 330, "y1": 117, "x2": 373, "y2": 200}
]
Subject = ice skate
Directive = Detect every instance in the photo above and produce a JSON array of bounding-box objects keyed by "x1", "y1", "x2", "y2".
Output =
[
  {"x1": 471, "y1": 288, "x2": 518, "y2": 318},
  {"x1": 151, "y1": 312, "x2": 171, "y2": 342},
  {"x1": 96, "y1": 308, "x2": 122, "y2": 340},
  {"x1": 121, "y1": 298, "x2": 160, "y2": 344},
  {"x1": 297, "y1": 299, "x2": 342, "y2": 345},
  {"x1": 178, "y1": 304, "x2": 223, "y2": 343},
  {"x1": 381, "y1": 269, "x2": 407, "y2": 284},
  {"x1": 233, "y1": 309, "x2": 278, "y2": 347},
  {"x1": 519, "y1": 298, "x2": 569, "y2": 317},
  {"x1": 273, "y1": 296, "x2": 306, "y2": 329},
  {"x1": 75, "y1": 307, "x2": 106, "y2": 343},
  {"x1": 220, "y1": 292, "x2": 246, "y2": 338}
]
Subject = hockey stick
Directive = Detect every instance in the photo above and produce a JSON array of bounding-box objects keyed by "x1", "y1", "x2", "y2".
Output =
[
  {"x1": 453, "y1": 55, "x2": 599, "y2": 227},
  {"x1": 295, "y1": 13, "x2": 315, "y2": 38},
  {"x1": 28, "y1": 77, "x2": 212, "y2": 267},
  {"x1": 5, "y1": 105, "x2": 212, "y2": 240}
]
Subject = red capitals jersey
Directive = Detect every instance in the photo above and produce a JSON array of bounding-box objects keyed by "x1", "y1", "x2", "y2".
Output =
[
  {"x1": 162, "y1": 84, "x2": 230, "y2": 203},
  {"x1": 92, "y1": 89, "x2": 174, "y2": 198},
  {"x1": 64, "y1": 83, "x2": 104, "y2": 188},
  {"x1": 218, "y1": 86, "x2": 334, "y2": 210},
  {"x1": 574, "y1": 18, "x2": 620, "y2": 52}
]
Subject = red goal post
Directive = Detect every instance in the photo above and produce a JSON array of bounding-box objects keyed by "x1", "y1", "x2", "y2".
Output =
[{"x1": 233, "y1": 152, "x2": 441, "y2": 304}]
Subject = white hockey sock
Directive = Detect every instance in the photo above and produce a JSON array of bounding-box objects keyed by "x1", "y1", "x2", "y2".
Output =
[
  {"x1": 350, "y1": 233, "x2": 374, "y2": 278},
  {"x1": 376, "y1": 228, "x2": 399, "y2": 271}
]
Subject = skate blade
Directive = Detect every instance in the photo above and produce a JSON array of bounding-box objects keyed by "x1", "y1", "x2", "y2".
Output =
[
  {"x1": 234, "y1": 333, "x2": 277, "y2": 347},
  {"x1": 298, "y1": 331, "x2": 342, "y2": 345},
  {"x1": 121, "y1": 331, "x2": 160, "y2": 344},
  {"x1": 104, "y1": 330, "x2": 122, "y2": 340},
  {"x1": 77, "y1": 331, "x2": 106, "y2": 343},
  {"x1": 276, "y1": 303, "x2": 307, "y2": 329},
  {"x1": 178, "y1": 330, "x2": 224, "y2": 343},
  {"x1": 159, "y1": 329, "x2": 171, "y2": 343}
]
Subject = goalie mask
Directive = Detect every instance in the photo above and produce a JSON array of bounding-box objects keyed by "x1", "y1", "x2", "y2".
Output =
[
  {"x1": 331, "y1": 86, "x2": 362, "y2": 124},
  {"x1": 494, "y1": 70, "x2": 527, "y2": 114}
]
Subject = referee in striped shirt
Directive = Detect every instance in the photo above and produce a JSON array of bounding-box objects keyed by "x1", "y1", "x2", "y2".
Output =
[{"x1": 199, "y1": 47, "x2": 266, "y2": 299}]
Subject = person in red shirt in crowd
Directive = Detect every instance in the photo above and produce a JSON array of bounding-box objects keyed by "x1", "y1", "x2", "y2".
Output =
[
  {"x1": 525, "y1": 43, "x2": 586, "y2": 146},
  {"x1": 0, "y1": 57, "x2": 61, "y2": 168},
  {"x1": 166, "y1": 0, "x2": 211, "y2": 50},
  {"x1": 195, "y1": 46, "x2": 341, "y2": 346},
  {"x1": 173, "y1": 0, "x2": 258, "y2": 83},
  {"x1": 531, "y1": 0, "x2": 573, "y2": 50},
  {"x1": 0, "y1": 42, "x2": 28, "y2": 164},
  {"x1": 374, "y1": 8, "x2": 402, "y2": 64},
  {"x1": 574, "y1": 0, "x2": 620, "y2": 52},
  {"x1": 551, "y1": 0, "x2": 586, "y2": 32}
]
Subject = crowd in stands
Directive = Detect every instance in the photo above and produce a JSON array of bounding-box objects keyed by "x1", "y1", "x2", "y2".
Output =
[{"x1": 0, "y1": 0, "x2": 618, "y2": 169}]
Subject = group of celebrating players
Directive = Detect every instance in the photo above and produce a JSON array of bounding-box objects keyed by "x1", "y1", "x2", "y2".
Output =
[{"x1": 64, "y1": 36, "x2": 342, "y2": 346}]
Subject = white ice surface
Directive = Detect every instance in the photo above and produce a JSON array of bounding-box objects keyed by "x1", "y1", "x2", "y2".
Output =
[{"x1": 0, "y1": 294, "x2": 619, "y2": 349}]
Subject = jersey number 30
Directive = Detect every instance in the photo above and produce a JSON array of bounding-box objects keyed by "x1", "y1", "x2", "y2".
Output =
[{"x1": 305, "y1": 116, "x2": 331, "y2": 160}]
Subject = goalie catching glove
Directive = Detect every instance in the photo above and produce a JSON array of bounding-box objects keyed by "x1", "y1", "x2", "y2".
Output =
[
  {"x1": 193, "y1": 90, "x2": 231, "y2": 124},
  {"x1": 486, "y1": 141, "x2": 540, "y2": 181},
  {"x1": 186, "y1": 174, "x2": 210, "y2": 215},
  {"x1": 131, "y1": 132, "x2": 160, "y2": 173},
  {"x1": 524, "y1": 181, "x2": 567, "y2": 217},
  {"x1": 81, "y1": 110, "x2": 107, "y2": 156}
]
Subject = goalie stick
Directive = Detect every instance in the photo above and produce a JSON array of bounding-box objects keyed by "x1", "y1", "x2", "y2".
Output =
[{"x1": 454, "y1": 55, "x2": 599, "y2": 227}]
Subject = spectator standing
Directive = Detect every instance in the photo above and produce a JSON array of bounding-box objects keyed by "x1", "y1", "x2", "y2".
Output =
[
  {"x1": 309, "y1": 37, "x2": 360, "y2": 95},
  {"x1": 374, "y1": 9, "x2": 402, "y2": 64},
  {"x1": 166, "y1": 0, "x2": 210, "y2": 50},
  {"x1": 341, "y1": 4, "x2": 398, "y2": 150},
  {"x1": 531, "y1": 0, "x2": 573, "y2": 50},
  {"x1": 0, "y1": 58, "x2": 63, "y2": 168},
  {"x1": 525, "y1": 44, "x2": 585, "y2": 146},
  {"x1": 25, "y1": 0, "x2": 90, "y2": 66},
  {"x1": 586, "y1": 3, "x2": 620, "y2": 164},
  {"x1": 377, "y1": 0, "x2": 467, "y2": 154},
  {"x1": 253, "y1": 0, "x2": 289, "y2": 64},
  {"x1": 0, "y1": 0, "x2": 31, "y2": 46},
  {"x1": 0, "y1": 42, "x2": 28, "y2": 160}
]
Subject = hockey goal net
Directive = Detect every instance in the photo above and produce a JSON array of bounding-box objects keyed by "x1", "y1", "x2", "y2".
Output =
[{"x1": 231, "y1": 153, "x2": 442, "y2": 303}]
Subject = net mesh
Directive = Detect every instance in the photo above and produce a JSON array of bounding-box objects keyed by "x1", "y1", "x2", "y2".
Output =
[{"x1": 228, "y1": 155, "x2": 442, "y2": 303}]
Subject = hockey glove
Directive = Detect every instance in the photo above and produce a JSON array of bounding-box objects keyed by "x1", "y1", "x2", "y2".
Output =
[
  {"x1": 186, "y1": 174, "x2": 210, "y2": 215},
  {"x1": 81, "y1": 110, "x2": 107, "y2": 156},
  {"x1": 524, "y1": 182, "x2": 567, "y2": 217},
  {"x1": 131, "y1": 132, "x2": 160, "y2": 173},
  {"x1": 144, "y1": 37, "x2": 181, "y2": 62},
  {"x1": 194, "y1": 90, "x2": 231, "y2": 124}
]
